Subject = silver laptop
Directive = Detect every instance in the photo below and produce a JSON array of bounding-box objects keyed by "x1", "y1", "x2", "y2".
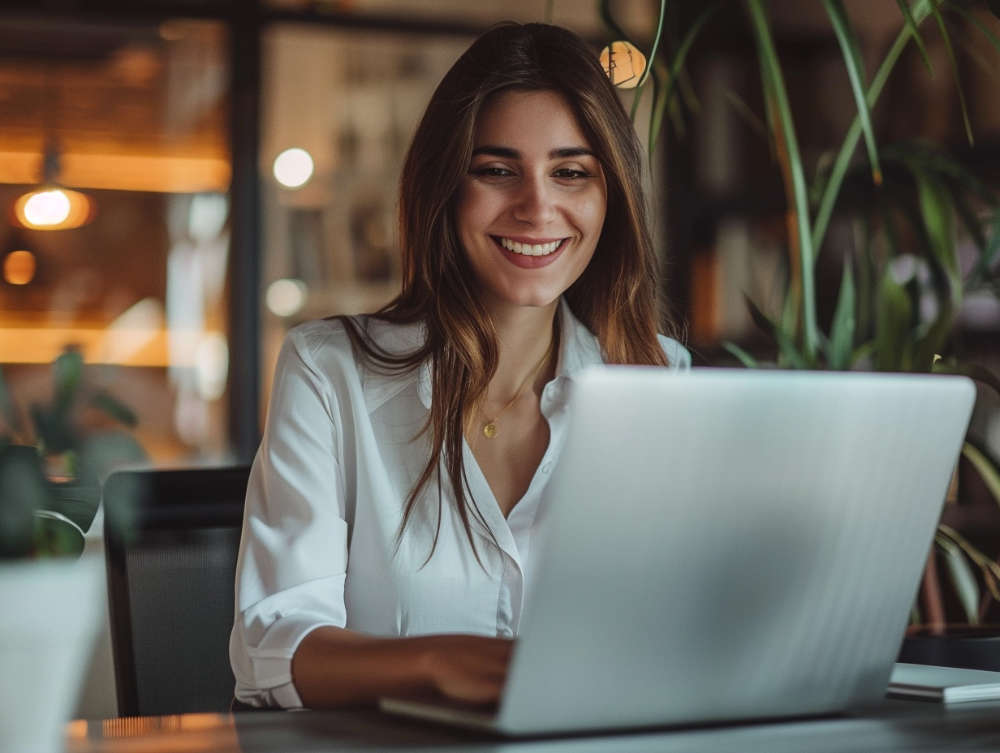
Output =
[{"x1": 381, "y1": 368, "x2": 976, "y2": 735}]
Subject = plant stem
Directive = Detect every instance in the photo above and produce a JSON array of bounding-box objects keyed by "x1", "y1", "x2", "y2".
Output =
[
  {"x1": 636, "y1": 0, "x2": 667, "y2": 90},
  {"x1": 747, "y1": 0, "x2": 819, "y2": 360},
  {"x1": 812, "y1": 0, "x2": 935, "y2": 259}
]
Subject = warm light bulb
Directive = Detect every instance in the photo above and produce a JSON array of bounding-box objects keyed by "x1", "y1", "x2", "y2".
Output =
[
  {"x1": 3, "y1": 250, "x2": 36, "y2": 285},
  {"x1": 273, "y1": 148, "x2": 314, "y2": 188},
  {"x1": 24, "y1": 189, "x2": 71, "y2": 226},
  {"x1": 14, "y1": 187, "x2": 93, "y2": 230},
  {"x1": 599, "y1": 41, "x2": 647, "y2": 89},
  {"x1": 266, "y1": 278, "x2": 308, "y2": 317}
]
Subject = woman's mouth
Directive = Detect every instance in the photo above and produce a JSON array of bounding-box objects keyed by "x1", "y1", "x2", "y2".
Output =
[
  {"x1": 494, "y1": 236, "x2": 565, "y2": 257},
  {"x1": 490, "y1": 235, "x2": 568, "y2": 269}
]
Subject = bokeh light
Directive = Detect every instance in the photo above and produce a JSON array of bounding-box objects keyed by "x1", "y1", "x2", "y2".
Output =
[
  {"x1": 272, "y1": 148, "x2": 314, "y2": 188},
  {"x1": 3, "y1": 250, "x2": 36, "y2": 285},
  {"x1": 266, "y1": 278, "x2": 308, "y2": 317},
  {"x1": 196, "y1": 333, "x2": 229, "y2": 401}
]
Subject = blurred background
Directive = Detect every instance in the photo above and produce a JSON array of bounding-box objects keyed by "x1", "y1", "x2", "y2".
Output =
[{"x1": 0, "y1": 0, "x2": 997, "y2": 467}]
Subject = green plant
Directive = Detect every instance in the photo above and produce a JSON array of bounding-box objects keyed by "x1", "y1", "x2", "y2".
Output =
[
  {"x1": 0, "y1": 347, "x2": 145, "y2": 559},
  {"x1": 600, "y1": 0, "x2": 1000, "y2": 625}
]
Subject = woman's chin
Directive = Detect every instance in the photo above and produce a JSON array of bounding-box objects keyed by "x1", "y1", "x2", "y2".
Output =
[{"x1": 482, "y1": 290, "x2": 562, "y2": 315}]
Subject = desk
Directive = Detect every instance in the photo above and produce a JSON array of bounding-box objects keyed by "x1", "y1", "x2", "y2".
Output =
[{"x1": 66, "y1": 700, "x2": 1000, "y2": 752}]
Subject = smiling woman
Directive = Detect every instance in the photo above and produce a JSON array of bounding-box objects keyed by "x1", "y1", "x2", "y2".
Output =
[{"x1": 230, "y1": 22, "x2": 691, "y2": 712}]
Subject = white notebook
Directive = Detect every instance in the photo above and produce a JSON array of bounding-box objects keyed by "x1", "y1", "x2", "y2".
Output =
[{"x1": 889, "y1": 662, "x2": 1000, "y2": 703}]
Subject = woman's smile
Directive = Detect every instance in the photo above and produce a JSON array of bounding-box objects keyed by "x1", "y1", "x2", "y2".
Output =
[{"x1": 494, "y1": 236, "x2": 564, "y2": 256}]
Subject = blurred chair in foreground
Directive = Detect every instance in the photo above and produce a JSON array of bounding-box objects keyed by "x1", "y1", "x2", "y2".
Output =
[{"x1": 103, "y1": 466, "x2": 249, "y2": 716}]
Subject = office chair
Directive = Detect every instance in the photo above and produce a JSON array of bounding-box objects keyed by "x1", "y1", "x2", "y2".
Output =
[{"x1": 103, "y1": 465, "x2": 250, "y2": 717}]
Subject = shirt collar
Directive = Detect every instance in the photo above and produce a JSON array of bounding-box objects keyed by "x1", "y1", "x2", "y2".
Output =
[
  {"x1": 363, "y1": 298, "x2": 603, "y2": 413},
  {"x1": 553, "y1": 297, "x2": 604, "y2": 379}
]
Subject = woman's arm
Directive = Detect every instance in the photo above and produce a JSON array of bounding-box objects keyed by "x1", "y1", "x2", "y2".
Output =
[{"x1": 292, "y1": 626, "x2": 514, "y2": 707}]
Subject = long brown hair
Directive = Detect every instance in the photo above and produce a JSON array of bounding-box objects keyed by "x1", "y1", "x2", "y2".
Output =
[{"x1": 338, "y1": 22, "x2": 678, "y2": 563}]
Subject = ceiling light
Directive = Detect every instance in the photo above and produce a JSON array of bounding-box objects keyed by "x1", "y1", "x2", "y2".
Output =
[
  {"x1": 12, "y1": 138, "x2": 95, "y2": 231},
  {"x1": 14, "y1": 187, "x2": 93, "y2": 230},
  {"x1": 599, "y1": 41, "x2": 647, "y2": 89}
]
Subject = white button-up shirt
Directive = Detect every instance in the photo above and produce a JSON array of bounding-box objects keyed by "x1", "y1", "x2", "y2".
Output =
[{"x1": 230, "y1": 300, "x2": 690, "y2": 708}]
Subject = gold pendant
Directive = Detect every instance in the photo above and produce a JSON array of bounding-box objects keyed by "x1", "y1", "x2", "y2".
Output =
[{"x1": 483, "y1": 422, "x2": 498, "y2": 439}]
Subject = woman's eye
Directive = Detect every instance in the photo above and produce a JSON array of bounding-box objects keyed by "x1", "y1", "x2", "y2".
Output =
[
  {"x1": 470, "y1": 166, "x2": 514, "y2": 178},
  {"x1": 553, "y1": 168, "x2": 590, "y2": 180}
]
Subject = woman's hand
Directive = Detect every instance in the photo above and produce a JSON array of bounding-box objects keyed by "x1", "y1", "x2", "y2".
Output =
[
  {"x1": 417, "y1": 634, "x2": 514, "y2": 704},
  {"x1": 292, "y1": 626, "x2": 513, "y2": 708}
]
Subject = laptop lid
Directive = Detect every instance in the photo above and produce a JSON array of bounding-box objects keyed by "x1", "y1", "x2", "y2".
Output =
[{"x1": 491, "y1": 368, "x2": 975, "y2": 735}]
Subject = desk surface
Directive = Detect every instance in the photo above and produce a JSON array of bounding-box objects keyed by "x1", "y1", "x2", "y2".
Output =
[{"x1": 67, "y1": 699, "x2": 1000, "y2": 753}]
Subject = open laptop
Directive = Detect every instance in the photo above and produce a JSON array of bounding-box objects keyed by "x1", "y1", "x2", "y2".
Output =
[{"x1": 381, "y1": 367, "x2": 977, "y2": 735}]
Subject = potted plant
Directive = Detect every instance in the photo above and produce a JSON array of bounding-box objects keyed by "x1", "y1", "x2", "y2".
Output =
[
  {"x1": 599, "y1": 1, "x2": 1000, "y2": 636},
  {"x1": 0, "y1": 347, "x2": 144, "y2": 752}
]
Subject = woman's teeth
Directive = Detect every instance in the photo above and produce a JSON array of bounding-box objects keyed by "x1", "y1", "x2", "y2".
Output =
[{"x1": 498, "y1": 237, "x2": 562, "y2": 256}]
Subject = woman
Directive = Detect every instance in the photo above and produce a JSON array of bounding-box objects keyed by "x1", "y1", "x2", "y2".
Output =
[{"x1": 230, "y1": 21, "x2": 690, "y2": 710}]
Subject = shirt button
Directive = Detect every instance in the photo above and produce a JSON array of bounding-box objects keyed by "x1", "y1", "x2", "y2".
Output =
[{"x1": 541, "y1": 462, "x2": 553, "y2": 474}]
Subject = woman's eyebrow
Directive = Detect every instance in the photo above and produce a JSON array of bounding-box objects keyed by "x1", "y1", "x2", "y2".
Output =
[{"x1": 471, "y1": 145, "x2": 596, "y2": 159}]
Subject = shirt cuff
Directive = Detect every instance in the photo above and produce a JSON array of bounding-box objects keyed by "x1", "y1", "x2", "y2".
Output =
[{"x1": 239, "y1": 615, "x2": 344, "y2": 709}]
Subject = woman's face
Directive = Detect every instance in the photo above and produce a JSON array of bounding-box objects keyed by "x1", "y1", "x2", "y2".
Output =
[{"x1": 456, "y1": 89, "x2": 608, "y2": 314}]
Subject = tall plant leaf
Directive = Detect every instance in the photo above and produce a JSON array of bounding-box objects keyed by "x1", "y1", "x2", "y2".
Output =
[
  {"x1": 967, "y1": 210, "x2": 1000, "y2": 287},
  {"x1": 912, "y1": 299, "x2": 955, "y2": 372},
  {"x1": 950, "y1": 185, "x2": 989, "y2": 257},
  {"x1": 947, "y1": 3, "x2": 1000, "y2": 58},
  {"x1": 932, "y1": 360, "x2": 1000, "y2": 398},
  {"x1": 897, "y1": 0, "x2": 936, "y2": 74},
  {"x1": 931, "y1": 1, "x2": 975, "y2": 145},
  {"x1": 722, "y1": 341, "x2": 759, "y2": 368},
  {"x1": 884, "y1": 141, "x2": 997, "y2": 204},
  {"x1": 962, "y1": 442, "x2": 1000, "y2": 509},
  {"x1": 827, "y1": 259, "x2": 857, "y2": 369},
  {"x1": 935, "y1": 533, "x2": 980, "y2": 624},
  {"x1": 598, "y1": 0, "x2": 629, "y2": 41},
  {"x1": 874, "y1": 268, "x2": 913, "y2": 371},
  {"x1": 747, "y1": 0, "x2": 819, "y2": 360},
  {"x1": 915, "y1": 171, "x2": 962, "y2": 304},
  {"x1": 723, "y1": 88, "x2": 769, "y2": 141},
  {"x1": 0, "y1": 365, "x2": 23, "y2": 437},
  {"x1": 824, "y1": 0, "x2": 882, "y2": 185},
  {"x1": 649, "y1": 3, "x2": 721, "y2": 155},
  {"x1": 855, "y1": 215, "x2": 877, "y2": 344},
  {"x1": 90, "y1": 391, "x2": 138, "y2": 428},
  {"x1": 812, "y1": 0, "x2": 935, "y2": 257},
  {"x1": 635, "y1": 0, "x2": 666, "y2": 90},
  {"x1": 938, "y1": 524, "x2": 1000, "y2": 608},
  {"x1": 52, "y1": 347, "x2": 83, "y2": 417},
  {"x1": 745, "y1": 294, "x2": 809, "y2": 368}
]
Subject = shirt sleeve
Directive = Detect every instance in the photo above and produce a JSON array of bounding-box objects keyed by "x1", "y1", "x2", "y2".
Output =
[
  {"x1": 229, "y1": 325, "x2": 351, "y2": 709},
  {"x1": 658, "y1": 334, "x2": 692, "y2": 371}
]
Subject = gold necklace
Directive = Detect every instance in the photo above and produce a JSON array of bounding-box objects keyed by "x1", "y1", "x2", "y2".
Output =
[{"x1": 481, "y1": 339, "x2": 554, "y2": 439}]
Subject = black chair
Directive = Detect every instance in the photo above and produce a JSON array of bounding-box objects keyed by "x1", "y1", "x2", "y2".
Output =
[{"x1": 103, "y1": 465, "x2": 250, "y2": 717}]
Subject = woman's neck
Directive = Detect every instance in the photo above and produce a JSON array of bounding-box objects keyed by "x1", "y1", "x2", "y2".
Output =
[{"x1": 486, "y1": 300, "x2": 560, "y2": 401}]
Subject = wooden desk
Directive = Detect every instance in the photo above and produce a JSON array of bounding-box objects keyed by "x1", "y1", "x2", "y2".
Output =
[{"x1": 66, "y1": 699, "x2": 1000, "y2": 753}]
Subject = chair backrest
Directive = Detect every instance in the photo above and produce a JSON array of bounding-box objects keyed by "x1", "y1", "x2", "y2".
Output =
[{"x1": 103, "y1": 466, "x2": 249, "y2": 717}]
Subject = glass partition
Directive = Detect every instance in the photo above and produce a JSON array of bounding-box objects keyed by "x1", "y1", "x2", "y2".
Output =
[{"x1": 0, "y1": 17, "x2": 232, "y2": 463}]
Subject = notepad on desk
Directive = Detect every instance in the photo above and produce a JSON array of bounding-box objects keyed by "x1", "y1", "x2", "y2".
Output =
[{"x1": 889, "y1": 662, "x2": 1000, "y2": 703}]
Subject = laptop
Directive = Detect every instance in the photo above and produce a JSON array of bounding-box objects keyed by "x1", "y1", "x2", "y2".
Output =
[{"x1": 380, "y1": 367, "x2": 976, "y2": 735}]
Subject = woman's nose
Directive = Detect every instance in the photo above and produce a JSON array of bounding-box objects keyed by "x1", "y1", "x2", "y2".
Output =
[{"x1": 511, "y1": 175, "x2": 556, "y2": 224}]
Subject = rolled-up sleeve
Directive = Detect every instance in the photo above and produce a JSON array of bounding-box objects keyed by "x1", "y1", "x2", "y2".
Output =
[{"x1": 230, "y1": 327, "x2": 350, "y2": 708}]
